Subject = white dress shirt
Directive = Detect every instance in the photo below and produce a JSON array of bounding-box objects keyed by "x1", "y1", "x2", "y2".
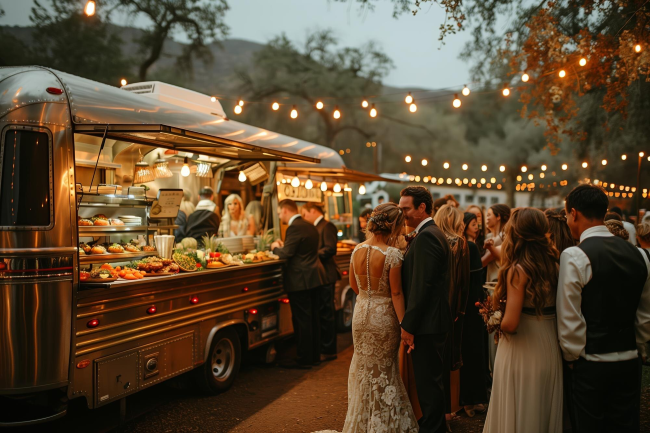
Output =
[
  {"x1": 288, "y1": 214, "x2": 301, "y2": 227},
  {"x1": 557, "y1": 225, "x2": 650, "y2": 362},
  {"x1": 314, "y1": 215, "x2": 324, "y2": 227},
  {"x1": 414, "y1": 217, "x2": 433, "y2": 233},
  {"x1": 623, "y1": 221, "x2": 637, "y2": 245}
]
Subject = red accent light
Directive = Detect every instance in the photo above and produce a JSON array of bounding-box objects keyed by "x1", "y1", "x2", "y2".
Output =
[
  {"x1": 242, "y1": 287, "x2": 249, "y2": 292},
  {"x1": 46, "y1": 87, "x2": 63, "y2": 95},
  {"x1": 190, "y1": 296, "x2": 199, "y2": 304},
  {"x1": 147, "y1": 305, "x2": 157, "y2": 314},
  {"x1": 278, "y1": 298, "x2": 290, "y2": 304},
  {"x1": 87, "y1": 319, "x2": 99, "y2": 328},
  {"x1": 76, "y1": 359, "x2": 91, "y2": 369},
  {"x1": 248, "y1": 308, "x2": 258, "y2": 315},
  {"x1": 342, "y1": 270, "x2": 349, "y2": 276}
]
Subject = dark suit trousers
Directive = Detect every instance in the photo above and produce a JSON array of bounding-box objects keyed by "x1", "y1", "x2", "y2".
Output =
[
  {"x1": 319, "y1": 283, "x2": 337, "y2": 355},
  {"x1": 571, "y1": 357, "x2": 641, "y2": 433},
  {"x1": 288, "y1": 288, "x2": 321, "y2": 365},
  {"x1": 411, "y1": 333, "x2": 448, "y2": 433}
]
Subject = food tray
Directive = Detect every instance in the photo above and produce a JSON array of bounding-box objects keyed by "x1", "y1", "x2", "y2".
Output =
[
  {"x1": 79, "y1": 251, "x2": 158, "y2": 263},
  {"x1": 84, "y1": 277, "x2": 118, "y2": 283},
  {"x1": 143, "y1": 272, "x2": 178, "y2": 277}
]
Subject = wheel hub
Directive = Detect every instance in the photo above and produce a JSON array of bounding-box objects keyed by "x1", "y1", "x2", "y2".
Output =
[{"x1": 211, "y1": 338, "x2": 234, "y2": 381}]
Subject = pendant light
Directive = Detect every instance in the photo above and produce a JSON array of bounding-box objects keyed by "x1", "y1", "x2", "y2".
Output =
[
  {"x1": 238, "y1": 171, "x2": 247, "y2": 182},
  {"x1": 359, "y1": 184, "x2": 366, "y2": 195},
  {"x1": 180, "y1": 157, "x2": 191, "y2": 177},
  {"x1": 291, "y1": 175, "x2": 300, "y2": 188},
  {"x1": 196, "y1": 162, "x2": 213, "y2": 178},
  {"x1": 133, "y1": 149, "x2": 155, "y2": 184},
  {"x1": 305, "y1": 178, "x2": 313, "y2": 190},
  {"x1": 153, "y1": 153, "x2": 173, "y2": 179},
  {"x1": 333, "y1": 183, "x2": 342, "y2": 193},
  {"x1": 320, "y1": 181, "x2": 328, "y2": 192}
]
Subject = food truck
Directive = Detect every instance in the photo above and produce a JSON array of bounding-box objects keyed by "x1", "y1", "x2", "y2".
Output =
[{"x1": 0, "y1": 66, "x2": 330, "y2": 426}]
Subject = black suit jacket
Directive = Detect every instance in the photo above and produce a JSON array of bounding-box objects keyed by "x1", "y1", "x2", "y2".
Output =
[
  {"x1": 315, "y1": 217, "x2": 342, "y2": 285},
  {"x1": 185, "y1": 209, "x2": 220, "y2": 243},
  {"x1": 401, "y1": 219, "x2": 452, "y2": 335},
  {"x1": 274, "y1": 216, "x2": 325, "y2": 292}
]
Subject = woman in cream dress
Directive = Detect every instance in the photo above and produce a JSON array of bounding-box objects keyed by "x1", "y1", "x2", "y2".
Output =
[
  {"x1": 217, "y1": 194, "x2": 255, "y2": 237},
  {"x1": 483, "y1": 208, "x2": 563, "y2": 433}
]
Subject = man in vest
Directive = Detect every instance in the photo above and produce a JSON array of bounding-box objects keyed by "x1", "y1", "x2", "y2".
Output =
[
  {"x1": 184, "y1": 187, "x2": 221, "y2": 242},
  {"x1": 558, "y1": 184, "x2": 650, "y2": 432}
]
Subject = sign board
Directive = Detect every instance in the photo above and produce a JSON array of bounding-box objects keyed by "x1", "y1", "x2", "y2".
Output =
[
  {"x1": 150, "y1": 189, "x2": 183, "y2": 219},
  {"x1": 277, "y1": 184, "x2": 323, "y2": 203}
]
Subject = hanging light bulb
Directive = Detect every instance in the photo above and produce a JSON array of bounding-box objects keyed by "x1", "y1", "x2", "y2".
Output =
[
  {"x1": 443, "y1": 162, "x2": 450, "y2": 169},
  {"x1": 305, "y1": 178, "x2": 313, "y2": 190},
  {"x1": 84, "y1": 0, "x2": 96, "y2": 16},
  {"x1": 359, "y1": 184, "x2": 366, "y2": 195},
  {"x1": 421, "y1": 159, "x2": 428, "y2": 166},
  {"x1": 602, "y1": 159, "x2": 608, "y2": 166},
  {"x1": 238, "y1": 99, "x2": 245, "y2": 107},
  {"x1": 234, "y1": 105, "x2": 243, "y2": 114},
  {"x1": 579, "y1": 58, "x2": 587, "y2": 66},
  {"x1": 321, "y1": 181, "x2": 328, "y2": 192},
  {"x1": 181, "y1": 157, "x2": 191, "y2": 177},
  {"x1": 541, "y1": 164, "x2": 547, "y2": 171},
  {"x1": 153, "y1": 153, "x2": 173, "y2": 179},
  {"x1": 369, "y1": 103, "x2": 378, "y2": 118},
  {"x1": 211, "y1": 96, "x2": 217, "y2": 102},
  {"x1": 290, "y1": 105, "x2": 298, "y2": 119},
  {"x1": 640, "y1": 152, "x2": 645, "y2": 158},
  {"x1": 622, "y1": 154, "x2": 627, "y2": 160},
  {"x1": 481, "y1": 165, "x2": 488, "y2": 171},
  {"x1": 120, "y1": 78, "x2": 127, "y2": 87},
  {"x1": 462, "y1": 163, "x2": 469, "y2": 170},
  {"x1": 133, "y1": 149, "x2": 155, "y2": 184},
  {"x1": 333, "y1": 183, "x2": 342, "y2": 193},
  {"x1": 521, "y1": 73, "x2": 530, "y2": 82},
  {"x1": 316, "y1": 101, "x2": 324, "y2": 109},
  {"x1": 361, "y1": 99, "x2": 369, "y2": 108},
  {"x1": 272, "y1": 102, "x2": 280, "y2": 111},
  {"x1": 238, "y1": 171, "x2": 247, "y2": 182},
  {"x1": 521, "y1": 165, "x2": 528, "y2": 172},
  {"x1": 462, "y1": 85, "x2": 470, "y2": 96},
  {"x1": 559, "y1": 69, "x2": 567, "y2": 78},
  {"x1": 405, "y1": 155, "x2": 412, "y2": 163},
  {"x1": 582, "y1": 162, "x2": 588, "y2": 168},
  {"x1": 562, "y1": 163, "x2": 568, "y2": 170},
  {"x1": 452, "y1": 94, "x2": 461, "y2": 108},
  {"x1": 635, "y1": 44, "x2": 642, "y2": 53},
  {"x1": 333, "y1": 106, "x2": 341, "y2": 119},
  {"x1": 405, "y1": 92, "x2": 413, "y2": 104},
  {"x1": 409, "y1": 103, "x2": 417, "y2": 113},
  {"x1": 500, "y1": 165, "x2": 506, "y2": 172},
  {"x1": 502, "y1": 87, "x2": 510, "y2": 97},
  {"x1": 291, "y1": 176, "x2": 300, "y2": 188}
]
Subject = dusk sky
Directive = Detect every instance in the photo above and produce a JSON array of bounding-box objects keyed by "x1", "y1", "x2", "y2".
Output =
[{"x1": 0, "y1": 0, "x2": 474, "y2": 89}]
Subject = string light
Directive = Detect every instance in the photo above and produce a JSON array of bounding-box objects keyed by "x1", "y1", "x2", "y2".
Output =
[
  {"x1": 405, "y1": 155, "x2": 412, "y2": 163},
  {"x1": 238, "y1": 99, "x2": 244, "y2": 107},
  {"x1": 562, "y1": 163, "x2": 568, "y2": 170},
  {"x1": 559, "y1": 70, "x2": 567, "y2": 78},
  {"x1": 541, "y1": 164, "x2": 547, "y2": 171},
  {"x1": 500, "y1": 165, "x2": 506, "y2": 172},
  {"x1": 405, "y1": 92, "x2": 413, "y2": 104},
  {"x1": 540, "y1": 173, "x2": 545, "y2": 179},
  {"x1": 462, "y1": 85, "x2": 470, "y2": 96},
  {"x1": 361, "y1": 100, "x2": 369, "y2": 108},
  {"x1": 84, "y1": 0, "x2": 96, "y2": 16},
  {"x1": 316, "y1": 101, "x2": 324, "y2": 110},
  {"x1": 333, "y1": 183, "x2": 342, "y2": 193},
  {"x1": 305, "y1": 179, "x2": 313, "y2": 190},
  {"x1": 528, "y1": 174, "x2": 534, "y2": 180},
  {"x1": 481, "y1": 165, "x2": 488, "y2": 172},
  {"x1": 181, "y1": 157, "x2": 190, "y2": 177},
  {"x1": 462, "y1": 164, "x2": 469, "y2": 170},
  {"x1": 452, "y1": 94, "x2": 461, "y2": 108},
  {"x1": 272, "y1": 102, "x2": 280, "y2": 111},
  {"x1": 579, "y1": 58, "x2": 587, "y2": 66},
  {"x1": 602, "y1": 159, "x2": 607, "y2": 165},
  {"x1": 369, "y1": 103, "x2": 378, "y2": 118},
  {"x1": 120, "y1": 78, "x2": 127, "y2": 86},
  {"x1": 622, "y1": 154, "x2": 627, "y2": 160},
  {"x1": 521, "y1": 73, "x2": 530, "y2": 82},
  {"x1": 291, "y1": 176, "x2": 300, "y2": 188},
  {"x1": 409, "y1": 103, "x2": 417, "y2": 113},
  {"x1": 640, "y1": 152, "x2": 645, "y2": 158},
  {"x1": 502, "y1": 87, "x2": 510, "y2": 97},
  {"x1": 635, "y1": 44, "x2": 642, "y2": 53},
  {"x1": 359, "y1": 184, "x2": 366, "y2": 195},
  {"x1": 521, "y1": 166, "x2": 528, "y2": 172},
  {"x1": 321, "y1": 182, "x2": 327, "y2": 192},
  {"x1": 211, "y1": 96, "x2": 217, "y2": 102},
  {"x1": 290, "y1": 105, "x2": 298, "y2": 119},
  {"x1": 333, "y1": 106, "x2": 341, "y2": 119},
  {"x1": 443, "y1": 162, "x2": 450, "y2": 169},
  {"x1": 421, "y1": 159, "x2": 428, "y2": 166},
  {"x1": 234, "y1": 105, "x2": 243, "y2": 114},
  {"x1": 491, "y1": 177, "x2": 496, "y2": 183},
  {"x1": 582, "y1": 162, "x2": 588, "y2": 168},
  {"x1": 238, "y1": 171, "x2": 247, "y2": 182}
]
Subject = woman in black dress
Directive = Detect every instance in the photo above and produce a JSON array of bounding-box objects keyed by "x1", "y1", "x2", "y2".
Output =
[{"x1": 459, "y1": 212, "x2": 489, "y2": 416}]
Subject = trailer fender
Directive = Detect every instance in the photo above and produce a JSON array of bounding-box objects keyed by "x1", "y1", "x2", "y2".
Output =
[
  {"x1": 340, "y1": 285, "x2": 353, "y2": 308},
  {"x1": 203, "y1": 320, "x2": 249, "y2": 363}
]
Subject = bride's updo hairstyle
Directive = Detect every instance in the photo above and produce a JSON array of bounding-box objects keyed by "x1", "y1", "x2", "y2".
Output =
[
  {"x1": 493, "y1": 207, "x2": 560, "y2": 316},
  {"x1": 365, "y1": 203, "x2": 406, "y2": 247}
]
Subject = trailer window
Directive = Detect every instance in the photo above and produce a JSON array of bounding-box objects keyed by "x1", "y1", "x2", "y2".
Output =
[{"x1": 0, "y1": 129, "x2": 53, "y2": 228}]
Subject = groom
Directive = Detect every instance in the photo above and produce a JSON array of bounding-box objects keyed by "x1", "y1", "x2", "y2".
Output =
[{"x1": 399, "y1": 186, "x2": 451, "y2": 433}]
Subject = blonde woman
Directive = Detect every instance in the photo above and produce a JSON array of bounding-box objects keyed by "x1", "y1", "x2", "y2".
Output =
[
  {"x1": 218, "y1": 194, "x2": 255, "y2": 237},
  {"x1": 434, "y1": 204, "x2": 470, "y2": 425}
]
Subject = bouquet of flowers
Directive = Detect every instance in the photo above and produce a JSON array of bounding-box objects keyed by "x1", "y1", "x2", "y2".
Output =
[{"x1": 476, "y1": 296, "x2": 504, "y2": 344}]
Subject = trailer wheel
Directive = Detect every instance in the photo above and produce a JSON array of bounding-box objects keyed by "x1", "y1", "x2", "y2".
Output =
[
  {"x1": 196, "y1": 327, "x2": 241, "y2": 394},
  {"x1": 337, "y1": 291, "x2": 356, "y2": 332}
]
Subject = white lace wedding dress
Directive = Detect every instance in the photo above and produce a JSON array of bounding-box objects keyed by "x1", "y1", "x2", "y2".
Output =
[{"x1": 316, "y1": 244, "x2": 418, "y2": 433}]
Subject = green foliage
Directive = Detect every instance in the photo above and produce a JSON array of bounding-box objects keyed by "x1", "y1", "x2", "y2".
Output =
[{"x1": 27, "y1": 0, "x2": 131, "y2": 85}]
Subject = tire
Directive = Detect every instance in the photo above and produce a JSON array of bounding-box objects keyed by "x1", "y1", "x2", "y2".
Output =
[
  {"x1": 336, "y1": 290, "x2": 356, "y2": 332},
  {"x1": 195, "y1": 327, "x2": 241, "y2": 394}
]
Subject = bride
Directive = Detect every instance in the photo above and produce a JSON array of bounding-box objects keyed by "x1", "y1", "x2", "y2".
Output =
[{"x1": 316, "y1": 202, "x2": 418, "y2": 433}]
